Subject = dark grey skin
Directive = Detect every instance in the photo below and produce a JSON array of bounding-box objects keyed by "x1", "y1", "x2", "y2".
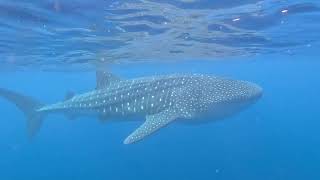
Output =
[{"x1": 0, "y1": 73, "x2": 262, "y2": 144}]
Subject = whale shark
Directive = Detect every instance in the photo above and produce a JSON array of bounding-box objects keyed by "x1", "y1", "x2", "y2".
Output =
[{"x1": 0, "y1": 72, "x2": 262, "y2": 144}]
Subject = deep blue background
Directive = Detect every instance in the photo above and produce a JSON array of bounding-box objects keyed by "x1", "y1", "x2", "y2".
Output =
[
  {"x1": 0, "y1": 50, "x2": 319, "y2": 179},
  {"x1": 0, "y1": 0, "x2": 320, "y2": 179}
]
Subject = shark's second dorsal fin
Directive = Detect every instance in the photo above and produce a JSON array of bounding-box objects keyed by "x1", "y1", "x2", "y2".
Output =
[
  {"x1": 96, "y1": 71, "x2": 122, "y2": 90},
  {"x1": 65, "y1": 91, "x2": 75, "y2": 101}
]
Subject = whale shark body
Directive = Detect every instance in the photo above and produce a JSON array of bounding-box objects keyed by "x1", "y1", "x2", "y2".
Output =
[{"x1": 0, "y1": 72, "x2": 262, "y2": 144}]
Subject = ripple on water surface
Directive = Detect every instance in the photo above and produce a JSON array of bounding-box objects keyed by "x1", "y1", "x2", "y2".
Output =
[{"x1": 0, "y1": 0, "x2": 319, "y2": 70}]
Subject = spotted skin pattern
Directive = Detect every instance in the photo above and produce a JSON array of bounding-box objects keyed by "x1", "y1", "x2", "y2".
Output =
[{"x1": 37, "y1": 74, "x2": 262, "y2": 144}]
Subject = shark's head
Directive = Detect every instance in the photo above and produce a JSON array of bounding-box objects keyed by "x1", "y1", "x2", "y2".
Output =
[{"x1": 196, "y1": 78, "x2": 263, "y2": 120}]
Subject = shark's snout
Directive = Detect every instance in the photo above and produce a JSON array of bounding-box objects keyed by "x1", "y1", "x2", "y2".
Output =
[
  {"x1": 252, "y1": 84, "x2": 263, "y2": 99},
  {"x1": 240, "y1": 81, "x2": 263, "y2": 103}
]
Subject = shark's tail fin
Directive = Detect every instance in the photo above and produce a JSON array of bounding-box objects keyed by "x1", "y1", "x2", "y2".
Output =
[{"x1": 0, "y1": 88, "x2": 45, "y2": 137}]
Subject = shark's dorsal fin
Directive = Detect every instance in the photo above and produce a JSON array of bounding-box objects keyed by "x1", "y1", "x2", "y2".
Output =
[
  {"x1": 64, "y1": 91, "x2": 75, "y2": 101},
  {"x1": 96, "y1": 71, "x2": 122, "y2": 90},
  {"x1": 124, "y1": 109, "x2": 179, "y2": 144}
]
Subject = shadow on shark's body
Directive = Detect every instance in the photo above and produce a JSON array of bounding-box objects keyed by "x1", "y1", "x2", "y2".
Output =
[{"x1": 0, "y1": 71, "x2": 262, "y2": 144}]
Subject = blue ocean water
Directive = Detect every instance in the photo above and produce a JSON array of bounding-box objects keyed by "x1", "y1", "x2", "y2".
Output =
[{"x1": 0, "y1": 0, "x2": 320, "y2": 179}]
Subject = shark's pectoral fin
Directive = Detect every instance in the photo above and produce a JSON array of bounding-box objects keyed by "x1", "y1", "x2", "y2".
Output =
[{"x1": 124, "y1": 109, "x2": 179, "y2": 144}]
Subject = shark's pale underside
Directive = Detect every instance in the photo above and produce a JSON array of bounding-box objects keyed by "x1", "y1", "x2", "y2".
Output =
[{"x1": 0, "y1": 72, "x2": 262, "y2": 144}]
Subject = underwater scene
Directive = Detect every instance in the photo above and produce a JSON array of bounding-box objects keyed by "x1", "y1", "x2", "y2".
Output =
[{"x1": 0, "y1": 0, "x2": 319, "y2": 179}]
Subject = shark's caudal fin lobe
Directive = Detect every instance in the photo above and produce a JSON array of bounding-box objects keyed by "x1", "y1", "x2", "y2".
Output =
[
  {"x1": 0, "y1": 88, "x2": 45, "y2": 137},
  {"x1": 124, "y1": 109, "x2": 179, "y2": 144},
  {"x1": 96, "y1": 70, "x2": 122, "y2": 89},
  {"x1": 26, "y1": 113, "x2": 45, "y2": 137}
]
